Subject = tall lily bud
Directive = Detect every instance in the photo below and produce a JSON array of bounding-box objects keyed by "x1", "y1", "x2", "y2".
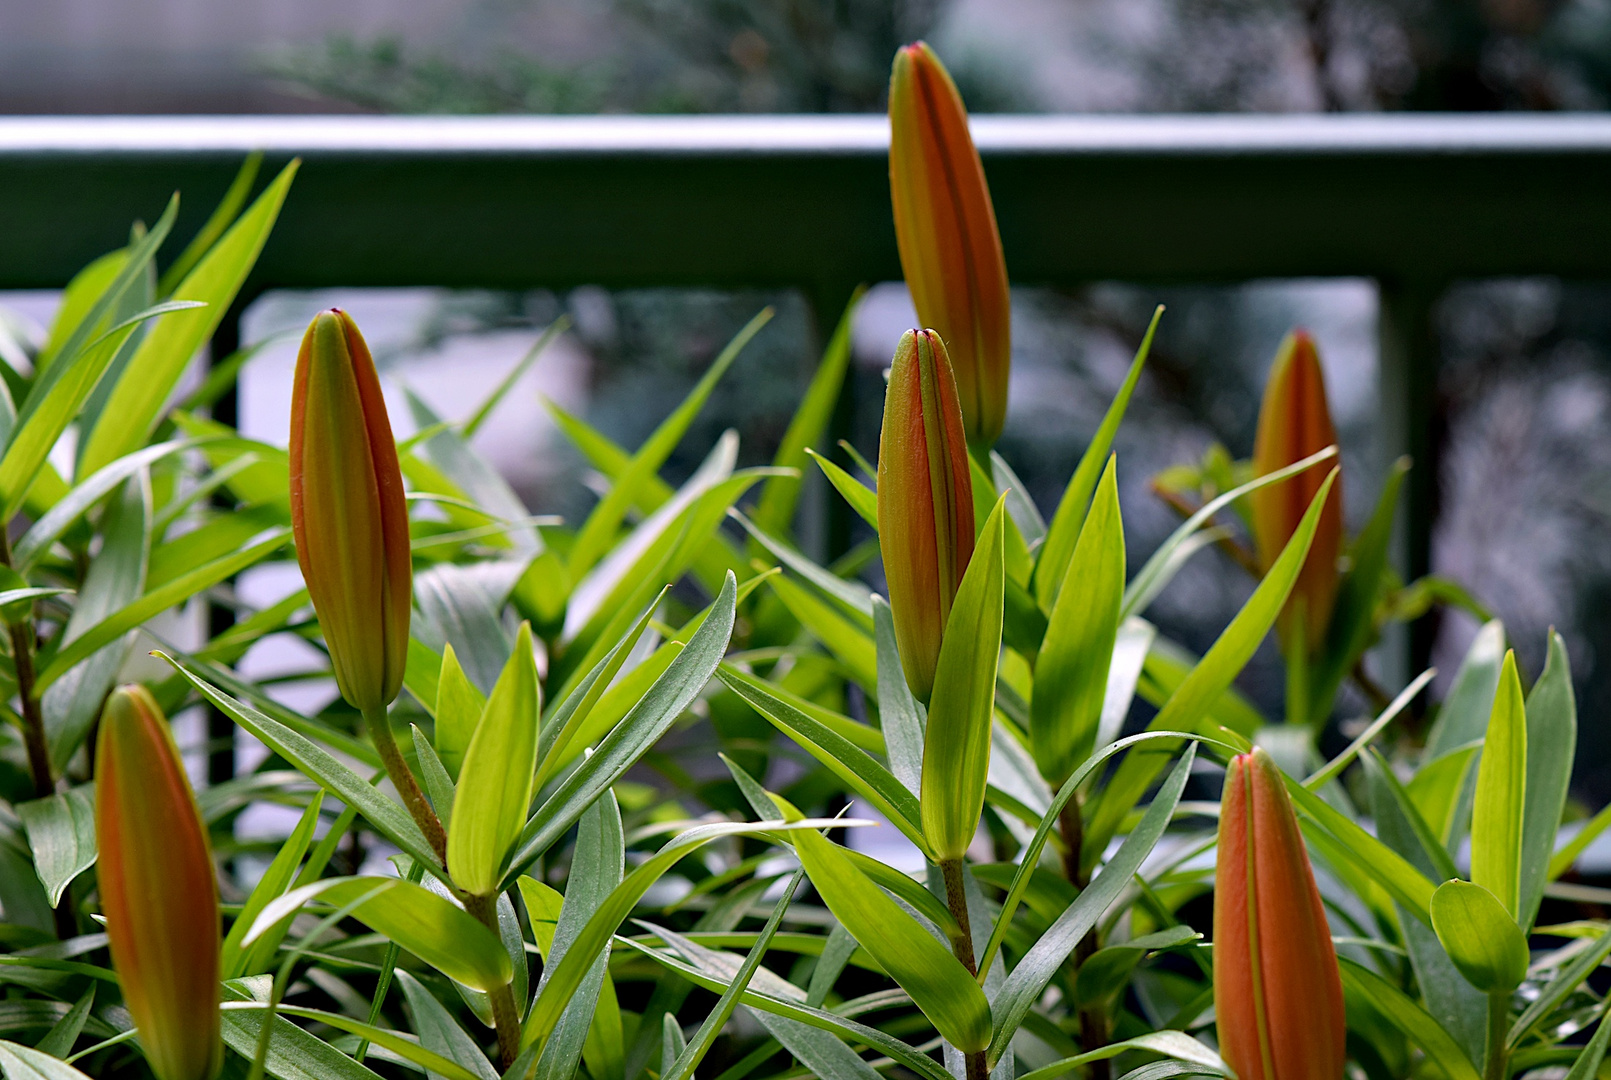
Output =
[
  {"x1": 878, "y1": 329, "x2": 975, "y2": 704},
  {"x1": 889, "y1": 41, "x2": 1011, "y2": 450},
  {"x1": 96, "y1": 685, "x2": 222, "y2": 1080},
  {"x1": 1214, "y1": 748, "x2": 1345, "y2": 1080},
  {"x1": 289, "y1": 309, "x2": 412, "y2": 713},
  {"x1": 1251, "y1": 330, "x2": 1343, "y2": 650}
]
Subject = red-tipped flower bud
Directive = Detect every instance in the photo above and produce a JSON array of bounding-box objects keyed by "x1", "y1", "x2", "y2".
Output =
[
  {"x1": 289, "y1": 309, "x2": 412, "y2": 713},
  {"x1": 1251, "y1": 330, "x2": 1343, "y2": 651},
  {"x1": 96, "y1": 685, "x2": 222, "y2": 1080},
  {"x1": 889, "y1": 41, "x2": 1011, "y2": 450},
  {"x1": 878, "y1": 328, "x2": 975, "y2": 704},
  {"x1": 1214, "y1": 747, "x2": 1345, "y2": 1080}
]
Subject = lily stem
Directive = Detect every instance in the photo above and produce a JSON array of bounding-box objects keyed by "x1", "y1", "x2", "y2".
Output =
[
  {"x1": 360, "y1": 704, "x2": 447, "y2": 866},
  {"x1": 464, "y1": 891, "x2": 522, "y2": 1070},
  {"x1": 1058, "y1": 797, "x2": 1111, "y2": 1080},
  {"x1": 940, "y1": 857, "x2": 989, "y2": 1080},
  {"x1": 1484, "y1": 991, "x2": 1510, "y2": 1080}
]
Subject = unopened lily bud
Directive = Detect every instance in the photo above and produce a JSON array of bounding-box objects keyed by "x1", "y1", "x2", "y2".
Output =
[
  {"x1": 878, "y1": 329, "x2": 975, "y2": 704},
  {"x1": 889, "y1": 41, "x2": 1011, "y2": 450},
  {"x1": 1215, "y1": 747, "x2": 1345, "y2": 1080},
  {"x1": 1251, "y1": 330, "x2": 1343, "y2": 651},
  {"x1": 96, "y1": 685, "x2": 222, "y2": 1080},
  {"x1": 289, "y1": 309, "x2": 412, "y2": 713}
]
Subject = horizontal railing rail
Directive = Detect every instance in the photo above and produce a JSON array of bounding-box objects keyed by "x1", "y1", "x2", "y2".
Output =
[{"x1": 2, "y1": 114, "x2": 1611, "y2": 293}]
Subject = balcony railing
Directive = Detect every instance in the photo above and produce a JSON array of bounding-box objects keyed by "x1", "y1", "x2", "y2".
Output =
[{"x1": 5, "y1": 112, "x2": 1611, "y2": 628}]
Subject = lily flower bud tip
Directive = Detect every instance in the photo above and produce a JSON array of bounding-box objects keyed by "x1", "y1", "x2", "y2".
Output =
[
  {"x1": 878, "y1": 328, "x2": 975, "y2": 704},
  {"x1": 96, "y1": 685, "x2": 222, "y2": 1080},
  {"x1": 889, "y1": 41, "x2": 1011, "y2": 450},
  {"x1": 289, "y1": 308, "x2": 412, "y2": 713},
  {"x1": 1214, "y1": 747, "x2": 1345, "y2": 1080},
  {"x1": 1251, "y1": 329, "x2": 1343, "y2": 649}
]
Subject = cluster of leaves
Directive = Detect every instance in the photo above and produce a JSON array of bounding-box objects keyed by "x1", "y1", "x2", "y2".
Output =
[{"x1": 0, "y1": 156, "x2": 1608, "y2": 1080}]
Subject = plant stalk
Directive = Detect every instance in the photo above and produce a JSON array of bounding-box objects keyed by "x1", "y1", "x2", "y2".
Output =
[
  {"x1": 940, "y1": 858, "x2": 989, "y2": 1080},
  {"x1": 1058, "y1": 797, "x2": 1111, "y2": 1080},
  {"x1": 464, "y1": 891, "x2": 522, "y2": 1070},
  {"x1": 1484, "y1": 991, "x2": 1510, "y2": 1080},
  {"x1": 360, "y1": 704, "x2": 448, "y2": 866}
]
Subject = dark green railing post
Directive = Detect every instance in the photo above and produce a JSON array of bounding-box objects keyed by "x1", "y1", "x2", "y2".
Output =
[{"x1": 1377, "y1": 277, "x2": 1444, "y2": 692}]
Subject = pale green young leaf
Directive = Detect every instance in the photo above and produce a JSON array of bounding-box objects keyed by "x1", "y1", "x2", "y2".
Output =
[
  {"x1": 753, "y1": 288, "x2": 862, "y2": 535},
  {"x1": 157, "y1": 151, "x2": 263, "y2": 297},
  {"x1": 463, "y1": 316, "x2": 569, "y2": 439},
  {"x1": 0, "y1": 1040, "x2": 96, "y2": 1079},
  {"x1": 433, "y1": 644, "x2": 486, "y2": 779},
  {"x1": 15, "y1": 787, "x2": 96, "y2": 907},
  {"x1": 222, "y1": 792, "x2": 324, "y2": 979},
  {"x1": 1519, "y1": 631, "x2": 1575, "y2": 930},
  {"x1": 988, "y1": 746, "x2": 1196, "y2": 1064},
  {"x1": 806, "y1": 447, "x2": 878, "y2": 528},
  {"x1": 503, "y1": 572, "x2": 737, "y2": 885},
  {"x1": 79, "y1": 160, "x2": 300, "y2": 476},
  {"x1": 449, "y1": 623, "x2": 541, "y2": 896},
  {"x1": 412, "y1": 727, "x2": 456, "y2": 833},
  {"x1": 732, "y1": 509, "x2": 873, "y2": 623},
  {"x1": 1086, "y1": 469, "x2": 1338, "y2": 860},
  {"x1": 1409, "y1": 744, "x2": 1482, "y2": 852},
  {"x1": 1471, "y1": 650, "x2": 1526, "y2": 921},
  {"x1": 568, "y1": 308, "x2": 770, "y2": 579},
  {"x1": 1549, "y1": 800, "x2": 1611, "y2": 881},
  {"x1": 37, "y1": 248, "x2": 128, "y2": 373},
  {"x1": 1031, "y1": 455, "x2": 1124, "y2": 785},
  {"x1": 1430, "y1": 880, "x2": 1529, "y2": 992},
  {"x1": 1284, "y1": 775, "x2": 1437, "y2": 926},
  {"x1": 246, "y1": 876, "x2": 511, "y2": 991},
  {"x1": 1036, "y1": 306, "x2": 1159, "y2": 612},
  {"x1": 34, "y1": 987, "x2": 95, "y2": 1060},
  {"x1": 922, "y1": 497, "x2": 1007, "y2": 862}
]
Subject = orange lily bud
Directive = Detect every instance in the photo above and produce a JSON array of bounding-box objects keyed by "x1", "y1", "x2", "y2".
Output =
[
  {"x1": 889, "y1": 41, "x2": 1011, "y2": 450},
  {"x1": 1250, "y1": 330, "x2": 1343, "y2": 650},
  {"x1": 878, "y1": 328, "x2": 975, "y2": 704},
  {"x1": 95, "y1": 685, "x2": 222, "y2": 1080},
  {"x1": 289, "y1": 309, "x2": 412, "y2": 713},
  {"x1": 1214, "y1": 748, "x2": 1345, "y2": 1080}
]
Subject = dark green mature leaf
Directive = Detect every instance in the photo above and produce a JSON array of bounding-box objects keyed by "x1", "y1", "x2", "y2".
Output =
[
  {"x1": 1036, "y1": 305, "x2": 1159, "y2": 612},
  {"x1": 1563, "y1": 999, "x2": 1611, "y2": 1080},
  {"x1": 395, "y1": 970, "x2": 500, "y2": 1080},
  {"x1": 38, "y1": 528, "x2": 289, "y2": 693},
  {"x1": 1426, "y1": 620, "x2": 1506, "y2": 758},
  {"x1": 1032, "y1": 456, "x2": 1124, "y2": 784},
  {"x1": 987, "y1": 745, "x2": 1196, "y2": 1065},
  {"x1": 247, "y1": 877, "x2": 510, "y2": 991},
  {"x1": 718, "y1": 664, "x2": 928, "y2": 855},
  {"x1": 1471, "y1": 650, "x2": 1526, "y2": 921},
  {"x1": 1086, "y1": 469, "x2": 1338, "y2": 861},
  {"x1": 0, "y1": 1039, "x2": 95, "y2": 1079},
  {"x1": 754, "y1": 288, "x2": 862, "y2": 535},
  {"x1": 159, "y1": 652, "x2": 438, "y2": 870},
  {"x1": 922, "y1": 498, "x2": 1007, "y2": 862},
  {"x1": 34, "y1": 987, "x2": 94, "y2": 1059},
  {"x1": 503, "y1": 572, "x2": 737, "y2": 885},
  {"x1": 732, "y1": 510, "x2": 873, "y2": 623},
  {"x1": 15, "y1": 788, "x2": 95, "y2": 906},
  {"x1": 614, "y1": 936, "x2": 951, "y2": 1080},
  {"x1": 1519, "y1": 632, "x2": 1575, "y2": 931},
  {"x1": 874, "y1": 596, "x2": 925, "y2": 796},
  {"x1": 1507, "y1": 926, "x2": 1611, "y2": 1050},
  {"x1": 768, "y1": 573, "x2": 877, "y2": 690},
  {"x1": 1285, "y1": 775, "x2": 1436, "y2": 926},
  {"x1": 221, "y1": 979, "x2": 386, "y2": 1080},
  {"x1": 521, "y1": 818, "x2": 856, "y2": 1052},
  {"x1": 79, "y1": 160, "x2": 299, "y2": 475},
  {"x1": 229, "y1": 1002, "x2": 487, "y2": 1080},
  {"x1": 1338, "y1": 959, "x2": 1482, "y2": 1080}
]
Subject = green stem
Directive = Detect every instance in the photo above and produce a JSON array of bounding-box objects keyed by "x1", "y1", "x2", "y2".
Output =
[
  {"x1": 940, "y1": 858, "x2": 989, "y2": 1080},
  {"x1": 360, "y1": 704, "x2": 447, "y2": 865},
  {"x1": 464, "y1": 892, "x2": 522, "y2": 1070},
  {"x1": 1058, "y1": 800, "x2": 1111, "y2": 1080},
  {"x1": 1485, "y1": 991, "x2": 1511, "y2": 1080}
]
